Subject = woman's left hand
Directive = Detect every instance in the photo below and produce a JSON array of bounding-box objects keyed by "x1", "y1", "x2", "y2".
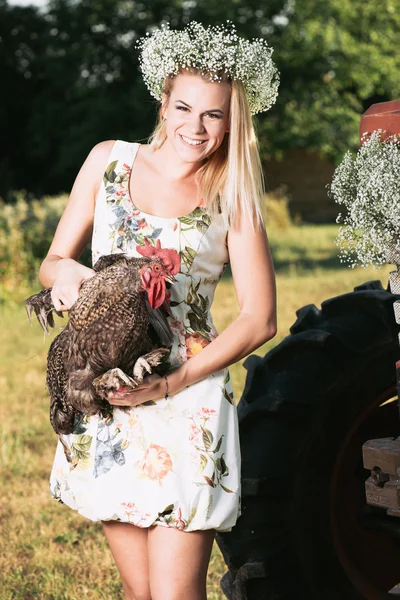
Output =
[{"x1": 107, "y1": 374, "x2": 165, "y2": 407}]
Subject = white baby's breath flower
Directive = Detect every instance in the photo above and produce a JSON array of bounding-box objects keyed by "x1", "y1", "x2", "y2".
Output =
[
  {"x1": 328, "y1": 130, "x2": 400, "y2": 268},
  {"x1": 136, "y1": 21, "x2": 279, "y2": 115}
]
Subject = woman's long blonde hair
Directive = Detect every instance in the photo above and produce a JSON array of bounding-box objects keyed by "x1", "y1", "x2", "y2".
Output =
[{"x1": 148, "y1": 68, "x2": 265, "y2": 229}]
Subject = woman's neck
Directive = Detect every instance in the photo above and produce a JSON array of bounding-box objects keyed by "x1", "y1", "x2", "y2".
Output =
[{"x1": 150, "y1": 138, "x2": 206, "y2": 182}]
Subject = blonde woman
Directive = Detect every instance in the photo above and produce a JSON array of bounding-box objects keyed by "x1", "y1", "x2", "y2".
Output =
[{"x1": 40, "y1": 22, "x2": 279, "y2": 600}]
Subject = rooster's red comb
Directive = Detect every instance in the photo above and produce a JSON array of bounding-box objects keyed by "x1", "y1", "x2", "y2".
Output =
[{"x1": 136, "y1": 239, "x2": 180, "y2": 275}]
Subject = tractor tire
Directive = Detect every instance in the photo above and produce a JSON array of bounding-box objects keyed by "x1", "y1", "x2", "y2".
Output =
[{"x1": 216, "y1": 280, "x2": 400, "y2": 600}]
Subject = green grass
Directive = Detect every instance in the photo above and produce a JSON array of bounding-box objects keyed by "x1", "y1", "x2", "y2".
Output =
[{"x1": 0, "y1": 223, "x2": 394, "y2": 599}]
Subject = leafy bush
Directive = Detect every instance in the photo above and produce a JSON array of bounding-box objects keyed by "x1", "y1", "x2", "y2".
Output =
[
  {"x1": 264, "y1": 187, "x2": 296, "y2": 230},
  {"x1": 0, "y1": 194, "x2": 68, "y2": 302}
]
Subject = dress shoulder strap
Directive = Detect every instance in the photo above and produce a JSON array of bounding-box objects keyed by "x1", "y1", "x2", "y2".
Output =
[
  {"x1": 105, "y1": 140, "x2": 139, "y2": 176},
  {"x1": 93, "y1": 140, "x2": 140, "y2": 265}
]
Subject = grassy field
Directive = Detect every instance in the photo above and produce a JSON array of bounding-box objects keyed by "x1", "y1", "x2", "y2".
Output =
[{"x1": 0, "y1": 223, "x2": 394, "y2": 599}]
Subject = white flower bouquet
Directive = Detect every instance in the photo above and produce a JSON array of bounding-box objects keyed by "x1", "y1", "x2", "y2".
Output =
[{"x1": 329, "y1": 130, "x2": 400, "y2": 268}]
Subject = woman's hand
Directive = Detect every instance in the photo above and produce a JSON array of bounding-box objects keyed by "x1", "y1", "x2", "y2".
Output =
[
  {"x1": 107, "y1": 374, "x2": 166, "y2": 407},
  {"x1": 38, "y1": 140, "x2": 116, "y2": 299},
  {"x1": 51, "y1": 258, "x2": 95, "y2": 312}
]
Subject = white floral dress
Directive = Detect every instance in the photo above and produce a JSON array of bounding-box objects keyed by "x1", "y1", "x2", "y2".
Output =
[{"x1": 50, "y1": 140, "x2": 242, "y2": 532}]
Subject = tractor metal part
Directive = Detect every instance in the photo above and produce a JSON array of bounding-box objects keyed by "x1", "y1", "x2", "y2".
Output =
[
  {"x1": 359, "y1": 100, "x2": 400, "y2": 144},
  {"x1": 363, "y1": 438, "x2": 400, "y2": 513},
  {"x1": 389, "y1": 271, "x2": 400, "y2": 356}
]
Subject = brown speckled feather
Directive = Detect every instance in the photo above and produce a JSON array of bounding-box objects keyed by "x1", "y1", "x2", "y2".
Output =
[{"x1": 26, "y1": 254, "x2": 173, "y2": 435}]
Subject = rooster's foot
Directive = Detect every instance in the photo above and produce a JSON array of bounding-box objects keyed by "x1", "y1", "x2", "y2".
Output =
[
  {"x1": 132, "y1": 348, "x2": 170, "y2": 384},
  {"x1": 25, "y1": 288, "x2": 63, "y2": 334},
  {"x1": 93, "y1": 368, "x2": 137, "y2": 399}
]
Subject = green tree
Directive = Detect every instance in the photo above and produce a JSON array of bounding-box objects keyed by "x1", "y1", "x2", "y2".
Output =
[
  {"x1": 1, "y1": 0, "x2": 399, "y2": 196},
  {"x1": 0, "y1": 0, "x2": 49, "y2": 196},
  {"x1": 255, "y1": 0, "x2": 400, "y2": 160}
]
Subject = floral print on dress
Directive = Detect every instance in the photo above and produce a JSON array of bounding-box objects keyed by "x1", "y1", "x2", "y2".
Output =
[
  {"x1": 221, "y1": 369, "x2": 235, "y2": 405},
  {"x1": 155, "y1": 504, "x2": 197, "y2": 531},
  {"x1": 101, "y1": 153, "x2": 218, "y2": 356},
  {"x1": 169, "y1": 279, "x2": 217, "y2": 350},
  {"x1": 121, "y1": 501, "x2": 152, "y2": 526},
  {"x1": 51, "y1": 140, "x2": 241, "y2": 533},
  {"x1": 51, "y1": 465, "x2": 67, "y2": 501},
  {"x1": 178, "y1": 208, "x2": 211, "y2": 271},
  {"x1": 94, "y1": 414, "x2": 130, "y2": 478},
  {"x1": 187, "y1": 406, "x2": 235, "y2": 494},
  {"x1": 56, "y1": 415, "x2": 94, "y2": 473},
  {"x1": 103, "y1": 160, "x2": 163, "y2": 251},
  {"x1": 185, "y1": 332, "x2": 210, "y2": 357},
  {"x1": 135, "y1": 443, "x2": 173, "y2": 484}
]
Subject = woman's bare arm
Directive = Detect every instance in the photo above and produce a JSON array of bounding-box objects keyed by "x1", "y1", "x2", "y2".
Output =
[
  {"x1": 39, "y1": 140, "x2": 115, "y2": 310},
  {"x1": 109, "y1": 212, "x2": 277, "y2": 405},
  {"x1": 170, "y1": 214, "x2": 276, "y2": 389}
]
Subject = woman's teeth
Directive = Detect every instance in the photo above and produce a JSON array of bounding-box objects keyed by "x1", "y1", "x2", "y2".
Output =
[{"x1": 180, "y1": 135, "x2": 206, "y2": 147}]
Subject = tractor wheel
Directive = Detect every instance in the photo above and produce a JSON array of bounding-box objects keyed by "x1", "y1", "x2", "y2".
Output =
[{"x1": 216, "y1": 280, "x2": 400, "y2": 600}]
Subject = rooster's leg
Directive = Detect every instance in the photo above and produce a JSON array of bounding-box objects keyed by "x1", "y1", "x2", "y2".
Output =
[
  {"x1": 93, "y1": 348, "x2": 170, "y2": 398},
  {"x1": 132, "y1": 348, "x2": 170, "y2": 385},
  {"x1": 92, "y1": 368, "x2": 137, "y2": 399}
]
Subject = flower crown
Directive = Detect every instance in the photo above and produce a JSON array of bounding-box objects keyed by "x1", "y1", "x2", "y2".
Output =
[{"x1": 136, "y1": 21, "x2": 280, "y2": 116}]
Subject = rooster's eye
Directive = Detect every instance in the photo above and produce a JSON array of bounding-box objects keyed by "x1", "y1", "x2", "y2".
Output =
[{"x1": 153, "y1": 265, "x2": 161, "y2": 271}]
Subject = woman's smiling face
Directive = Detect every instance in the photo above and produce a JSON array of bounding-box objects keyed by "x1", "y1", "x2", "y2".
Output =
[{"x1": 162, "y1": 72, "x2": 231, "y2": 163}]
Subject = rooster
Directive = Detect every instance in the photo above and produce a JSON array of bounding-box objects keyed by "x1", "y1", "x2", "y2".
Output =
[{"x1": 25, "y1": 239, "x2": 180, "y2": 435}]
